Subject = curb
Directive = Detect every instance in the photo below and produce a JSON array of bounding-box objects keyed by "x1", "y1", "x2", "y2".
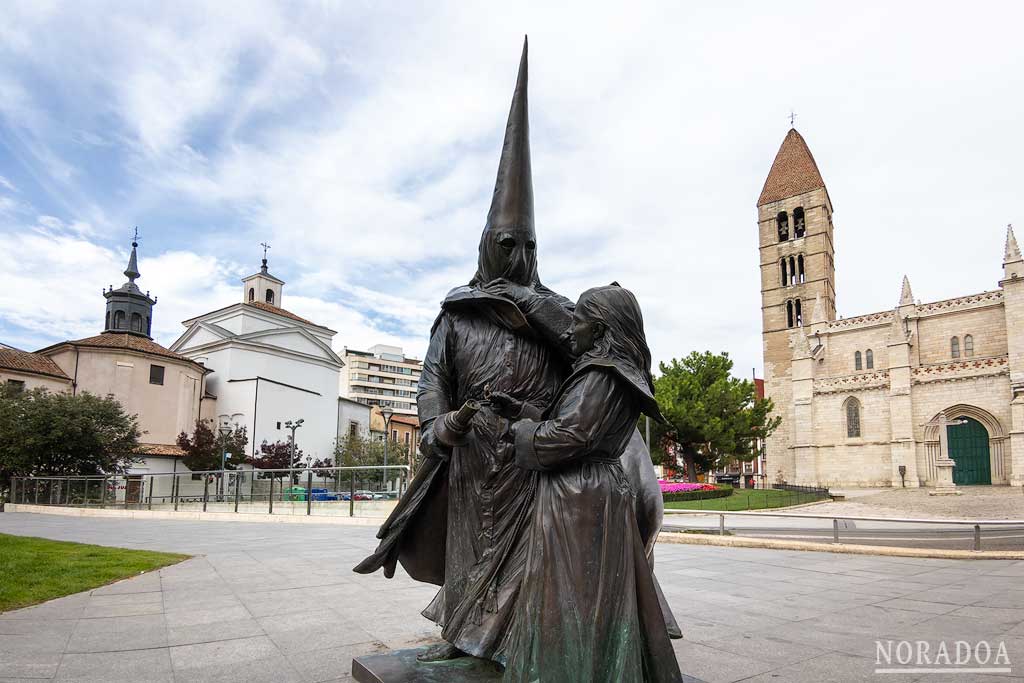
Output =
[
  {"x1": 657, "y1": 530, "x2": 1024, "y2": 560},
  {"x1": 4, "y1": 504, "x2": 388, "y2": 527}
]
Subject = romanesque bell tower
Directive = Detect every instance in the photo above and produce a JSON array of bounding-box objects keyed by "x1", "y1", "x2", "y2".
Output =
[{"x1": 758, "y1": 128, "x2": 835, "y2": 482}]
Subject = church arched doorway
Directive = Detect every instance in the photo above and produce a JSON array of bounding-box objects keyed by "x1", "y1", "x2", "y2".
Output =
[{"x1": 948, "y1": 417, "x2": 992, "y2": 485}]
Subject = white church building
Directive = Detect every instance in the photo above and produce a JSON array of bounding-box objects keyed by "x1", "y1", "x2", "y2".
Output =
[{"x1": 170, "y1": 257, "x2": 343, "y2": 462}]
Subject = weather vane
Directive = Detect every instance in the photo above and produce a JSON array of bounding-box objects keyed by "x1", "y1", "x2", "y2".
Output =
[
  {"x1": 789, "y1": 109, "x2": 797, "y2": 127},
  {"x1": 260, "y1": 242, "x2": 271, "y2": 260},
  {"x1": 132, "y1": 226, "x2": 139, "y2": 245}
]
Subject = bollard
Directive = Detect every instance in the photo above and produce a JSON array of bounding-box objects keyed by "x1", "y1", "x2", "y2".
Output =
[
  {"x1": 234, "y1": 474, "x2": 241, "y2": 513},
  {"x1": 974, "y1": 524, "x2": 982, "y2": 551},
  {"x1": 349, "y1": 473, "x2": 355, "y2": 518},
  {"x1": 269, "y1": 477, "x2": 274, "y2": 515},
  {"x1": 719, "y1": 514, "x2": 725, "y2": 536},
  {"x1": 202, "y1": 476, "x2": 209, "y2": 512},
  {"x1": 173, "y1": 475, "x2": 179, "y2": 511},
  {"x1": 833, "y1": 518, "x2": 840, "y2": 544},
  {"x1": 306, "y1": 470, "x2": 313, "y2": 516},
  {"x1": 147, "y1": 477, "x2": 154, "y2": 511}
]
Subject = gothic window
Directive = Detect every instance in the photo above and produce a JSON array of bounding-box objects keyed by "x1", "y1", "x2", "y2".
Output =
[
  {"x1": 265, "y1": 288, "x2": 275, "y2": 304},
  {"x1": 130, "y1": 312, "x2": 143, "y2": 332},
  {"x1": 248, "y1": 287, "x2": 255, "y2": 302},
  {"x1": 113, "y1": 310, "x2": 126, "y2": 329},
  {"x1": 845, "y1": 397, "x2": 862, "y2": 438},
  {"x1": 786, "y1": 300, "x2": 794, "y2": 328},
  {"x1": 788, "y1": 256, "x2": 797, "y2": 285},
  {"x1": 793, "y1": 207, "x2": 806, "y2": 238},
  {"x1": 951, "y1": 336, "x2": 960, "y2": 359},
  {"x1": 797, "y1": 254, "x2": 805, "y2": 283},
  {"x1": 777, "y1": 211, "x2": 789, "y2": 242},
  {"x1": 854, "y1": 351, "x2": 862, "y2": 371},
  {"x1": 866, "y1": 349, "x2": 874, "y2": 369},
  {"x1": 964, "y1": 334, "x2": 974, "y2": 357},
  {"x1": 780, "y1": 259, "x2": 788, "y2": 287},
  {"x1": 795, "y1": 299, "x2": 802, "y2": 327}
]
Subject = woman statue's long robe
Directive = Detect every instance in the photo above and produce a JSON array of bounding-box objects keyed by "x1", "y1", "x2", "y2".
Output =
[{"x1": 504, "y1": 366, "x2": 683, "y2": 683}]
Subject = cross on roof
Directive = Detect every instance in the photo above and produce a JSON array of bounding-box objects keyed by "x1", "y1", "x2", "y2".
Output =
[
  {"x1": 788, "y1": 109, "x2": 797, "y2": 127},
  {"x1": 132, "y1": 226, "x2": 139, "y2": 246},
  {"x1": 260, "y1": 242, "x2": 271, "y2": 260}
]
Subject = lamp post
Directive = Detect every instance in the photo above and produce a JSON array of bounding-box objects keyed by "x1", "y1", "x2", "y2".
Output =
[
  {"x1": 218, "y1": 424, "x2": 231, "y2": 501},
  {"x1": 285, "y1": 419, "x2": 304, "y2": 484},
  {"x1": 380, "y1": 405, "x2": 394, "y2": 491}
]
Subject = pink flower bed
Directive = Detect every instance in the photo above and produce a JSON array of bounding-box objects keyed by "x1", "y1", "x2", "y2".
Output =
[{"x1": 658, "y1": 481, "x2": 717, "y2": 493}]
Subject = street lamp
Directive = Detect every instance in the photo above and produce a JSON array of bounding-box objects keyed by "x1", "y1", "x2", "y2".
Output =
[
  {"x1": 218, "y1": 423, "x2": 231, "y2": 501},
  {"x1": 285, "y1": 419, "x2": 304, "y2": 483},
  {"x1": 380, "y1": 405, "x2": 394, "y2": 491}
]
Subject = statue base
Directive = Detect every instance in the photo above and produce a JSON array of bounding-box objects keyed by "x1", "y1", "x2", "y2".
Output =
[
  {"x1": 352, "y1": 647, "x2": 502, "y2": 683},
  {"x1": 352, "y1": 646, "x2": 707, "y2": 683}
]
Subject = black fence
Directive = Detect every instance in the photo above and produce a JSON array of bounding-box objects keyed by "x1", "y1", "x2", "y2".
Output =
[{"x1": 772, "y1": 482, "x2": 831, "y2": 497}]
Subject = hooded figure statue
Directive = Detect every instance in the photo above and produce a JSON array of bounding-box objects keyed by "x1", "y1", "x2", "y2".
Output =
[{"x1": 354, "y1": 38, "x2": 679, "y2": 667}]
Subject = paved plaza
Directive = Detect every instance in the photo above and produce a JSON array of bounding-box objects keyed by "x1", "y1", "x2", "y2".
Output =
[{"x1": 3, "y1": 513, "x2": 1024, "y2": 682}]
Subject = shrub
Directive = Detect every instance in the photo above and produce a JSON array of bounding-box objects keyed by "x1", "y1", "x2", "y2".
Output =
[{"x1": 662, "y1": 484, "x2": 733, "y2": 503}]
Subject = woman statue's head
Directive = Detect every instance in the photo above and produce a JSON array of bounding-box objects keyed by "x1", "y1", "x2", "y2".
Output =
[{"x1": 573, "y1": 283, "x2": 655, "y2": 392}]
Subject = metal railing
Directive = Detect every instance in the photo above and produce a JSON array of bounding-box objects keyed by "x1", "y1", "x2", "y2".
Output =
[
  {"x1": 8, "y1": 465, "x2": 410, "y2": 518},
  {"x1": 664, "y1": 509, "x2": 1024, "y2": 551}
]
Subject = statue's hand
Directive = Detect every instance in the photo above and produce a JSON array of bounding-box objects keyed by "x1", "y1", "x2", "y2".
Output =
[
  {"x1": 488, "y1": 391, "x2": 525, "y2": 420},
  {"x1": 482, "y1": 278, "x2": 534, "y2": 307},
  {"x1": 418, "y1": 425, "x2": 450, "y2": 461}
]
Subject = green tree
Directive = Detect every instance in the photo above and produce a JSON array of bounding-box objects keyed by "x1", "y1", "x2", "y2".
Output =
[
  {"x1": 175, "y1": 421, "x2": 248, "y2": 472},
  {"x1": 0, "y1": 385, "x2": 140, "y2": 496},
  {"x1": 654, "y1": 351, "x2": 780, "y2": 482},
  {"x1": 333, "y1": 432, "x2": 386, "y2": 468}
]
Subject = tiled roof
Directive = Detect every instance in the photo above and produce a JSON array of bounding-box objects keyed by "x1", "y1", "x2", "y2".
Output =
[
  {"x1": 43, "y1": 333, "x2": 203, "y2": 366},
  {"x1": 243, "y1": 301, "x2": 324, "y2": 327},
  {"x1": 135, "y1": 442, "x2": 186, "y2": 457},
  {"x1": 390, "y1": 414, "x2": 420, "y2": 427},
  {"x1": 0, "y1": 347, "x2": 71, "y2": 380},
  {"x1": 757, "y1": 128, "x2": 827, "y2": 206}
]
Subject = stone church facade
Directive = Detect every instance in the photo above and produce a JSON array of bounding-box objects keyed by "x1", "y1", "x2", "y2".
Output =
[{"x1": 759, "y1": 129, "x2": 1024, "y2": 488}]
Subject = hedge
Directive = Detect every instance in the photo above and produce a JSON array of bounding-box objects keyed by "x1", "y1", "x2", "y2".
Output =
[{"x1": 661, "y1": 485, "x2": 733, "y2": 503}]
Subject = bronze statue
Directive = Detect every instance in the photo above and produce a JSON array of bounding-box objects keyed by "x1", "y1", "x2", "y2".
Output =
[{"x1": 354, "y1": 37, "x2": 680, "y2": 680}]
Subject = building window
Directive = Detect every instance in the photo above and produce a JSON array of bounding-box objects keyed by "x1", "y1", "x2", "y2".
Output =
[
  {"x1": 149, "y1": 364, "x2": 165, "y2": 385},
  {"x1": 265, "y1": 288, "x2": 275, "y2": 304},
  {"x1": 794, "y1": 299, "x2": 802, "y2": 327},
  {"x1": 964, "y1": 334, "x2": 974, "y2": 357},
  {"x1": 391, "y1": 429, "x2": 398, "y2": 442},
  {"x1": 951, "y1": 336, "x2": 960, "y2": 359},
  {"x1": 786, "y1": 300, "x2": 794, "y2": 328},
  {"x1": 113, "y1": 310, "x2": 126, "y2": 329},
  {"x1": 6, "y1": 379, "x2": 25, "y2": 392},
  {"x1": 793, "y1": 207, "x2": 806, "y2": 238},
  {"x1": 788, "y1": 256, "x2": 796, "y2": 285},
  {"x1": 349, "y1": 421, "x2": 359, "y2": 437},
  {"x1": 780, "y1": 259, "x2": 788, "y2": 287},
  {"x1": 845, "y1": 397, "x2": 861, "y2": 438},
  {"x1": 248, "y1": 287, "x2": 255, "y2": 302},
  {"x1": 854, "y1": 351, "x2": 862, "y2": 371},
  {"x1": 865, "y1": 349, "x2": 874, "y2": 370},
  {"x1": 777, "y1": 211, "x2": 789, "y2": 242},
  {"x1": 797, "y1": 254, "x2": 805, "y2": 283},
  {"x1": 130, "y1": 312, "x2": 143, "y2": 332},
  {"x1": 105, "y1": 311, "x2": 110, "y2": 329}
]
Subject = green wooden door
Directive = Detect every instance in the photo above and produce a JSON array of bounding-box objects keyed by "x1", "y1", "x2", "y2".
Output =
[{"x1": 948, "y1": 417, "x2": 991, "y2": 485}]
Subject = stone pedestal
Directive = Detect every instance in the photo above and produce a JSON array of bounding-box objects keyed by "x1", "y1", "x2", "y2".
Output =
[
  {"x1": 929, "y1": 458, "x2": 961, "y2": 496},
  {"x1": 352, "y1": 647, "x2": 707, "y2": 683}
]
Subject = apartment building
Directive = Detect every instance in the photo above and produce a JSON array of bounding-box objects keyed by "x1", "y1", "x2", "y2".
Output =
[{"x1": 340, "y1": 344, "x2": 422, "y2": 416}]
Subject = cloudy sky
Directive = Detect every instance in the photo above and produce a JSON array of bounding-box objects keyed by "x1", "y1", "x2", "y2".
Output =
[{"x1": 1, "y1": 1, "x2": 1021, "y2": 376}]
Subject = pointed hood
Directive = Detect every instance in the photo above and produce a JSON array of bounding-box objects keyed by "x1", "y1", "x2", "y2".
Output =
[
  {"x1": 472, "y1": 37, "x2": 539, "y2": 287},
  {"x1": 810, "y1": 293, "x2": 826, "y2": 325},
  {"x1": 899, "y1": 275, "x2": 914, "y2": 306},
  {"x1": 124, "y1": 240, "x2": 141, "y2": 283},
  {"x1": 758, "y1": 128, "x2": 827, "y2": 206}
]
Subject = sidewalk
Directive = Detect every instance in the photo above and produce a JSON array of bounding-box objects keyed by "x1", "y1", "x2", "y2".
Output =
[{"x1": 3, "y1": 513, "x2": 1024, "y2": 681}]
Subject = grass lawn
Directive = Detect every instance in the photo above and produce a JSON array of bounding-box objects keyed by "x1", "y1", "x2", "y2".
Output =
[
  {"x1": 0, "y1": 533, "x2": 188, "y2": 613},
  {"x1": 664, "y1": 487, "x2": 829, "y2": 511}
]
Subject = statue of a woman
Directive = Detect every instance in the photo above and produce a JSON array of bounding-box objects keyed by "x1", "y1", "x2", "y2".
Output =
[{"x1": 492, "y1": 284, "x2": 682, "y2": 683}]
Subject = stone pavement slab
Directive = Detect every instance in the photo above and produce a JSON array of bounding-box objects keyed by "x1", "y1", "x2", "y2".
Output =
[{"x1": 3, "y1": 512, "x2": 1024, "y2": 681}]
